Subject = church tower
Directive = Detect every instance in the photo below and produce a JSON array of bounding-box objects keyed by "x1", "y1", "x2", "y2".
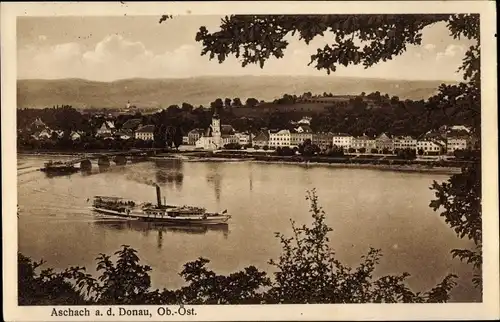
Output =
[{"x1": 211, "y1": 111, "x2": 222, "y2": 148}]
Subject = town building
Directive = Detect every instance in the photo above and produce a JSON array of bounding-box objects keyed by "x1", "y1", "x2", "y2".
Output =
[
  {"x1": 440, "y1": 124, "x2": 472, "y2": 134},
  {"x1": 182, "y1": 136, "x2": 189, "y2": 145},
  {"x1": 375, "y1": 133, "x2": 394, "y2": 152},
  {"x1": 96, "y1": 121, "x2": 116, "y2": 137},
  {"x1": 291, "y1": 130, "x2": 313, "y2": 148},
  {"x1": 29, "y1": 118, "x2": 50, "y2": 133},
  {"x1": 195, "y1": 113, "x2": 238, "y2": 150},
  {"x1": 135, "y1": 125, "x2": 155, "y2": 141},
  {"x1": 120, "y1": 118, "x2": 142, "y2": 134},
  {"x1": 446, "y1": 136, "x2": 469, "y2": 155},
  {"x1": 295, "y1": 124, "x2": 313, "y2": 134},
  {"x1": 332, "y1": 133, "x2": 354, "y2": 150},
  {"x1": 252, "y1": 130, "x2": 270, "y2": 148},
  {"x1": 293, "y1": 116, "x2": 312, "y2": 126},
  {"x1": 393, "y1": 136, "x2": 417, "y2": 150},
  {"x1": 70, "y1": 131, "x2": 82, "y2": 141},
  {"x1": 235, "y1": 132, "x2": 251, "y2": 146},
  {"x1": 187, "y1": 129, "x2": 204, "y2": 145},
  {"x1": 417, "y1": 139, "x2": 445, "y2": 155},
  {"x1": 32, "y1": 129, "x2": 52, "y2": 140},
  {"x1": 352, "y1": 135, "x2": 376, "y2": 151},
  {"x1": 269, "y1": 129, "x2": 291, "y2": 148},
  {"x1": 312, "y1": 132, "x2": 334, "y2": 151}
]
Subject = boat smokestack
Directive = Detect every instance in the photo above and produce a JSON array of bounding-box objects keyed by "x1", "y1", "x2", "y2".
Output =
[{"x1": 155, "y1": 184, "x2": 162, "y2": 207}]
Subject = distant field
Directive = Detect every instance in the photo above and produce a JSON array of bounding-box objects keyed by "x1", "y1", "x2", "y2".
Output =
[{"x1": 17, "y1": 76, "x2": 453, "y2": 109}]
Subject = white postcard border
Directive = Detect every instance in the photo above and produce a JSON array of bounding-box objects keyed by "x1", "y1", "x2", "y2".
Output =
[{"x1": 2, "y1": 1, "x2": 498, "y2": 321}]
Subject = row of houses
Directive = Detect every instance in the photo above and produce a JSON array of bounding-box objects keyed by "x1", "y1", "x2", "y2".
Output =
[
  {"x1": 95, "y1": 119, "x2": 155, "y2": 141},
  {"x1": 184, "y1": 115, "x2": 475, "y2": 155},
  {"x1": 24, "y1": 115, "x2": 476, "y2": 156},
  {"x1": 261, "y1": 129, "x2": 473, "y2": 155},
  {"x1": 25, "y1": 117, "x2": 157, "y2": 142}
]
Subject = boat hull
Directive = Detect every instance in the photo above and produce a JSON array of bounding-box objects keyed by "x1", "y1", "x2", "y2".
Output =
[
  {"x1": 41, "y1": 166, "x2": 78, "y2": 173},
  {"x1": 92, "y1": 207, "x2": 230, "y2": 225}
]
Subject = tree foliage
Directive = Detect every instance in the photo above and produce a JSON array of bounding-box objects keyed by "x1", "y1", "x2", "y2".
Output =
[
  {"x1": 19, "y1": 191, "x2": 457, "y2": 305},
  {"x1": 430, "y1": 164, "x2": 482, "y2": 288}
]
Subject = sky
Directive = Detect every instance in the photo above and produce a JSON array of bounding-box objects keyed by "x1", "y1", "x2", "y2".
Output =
[{"x1": 17, "y1": 15, "x2": 475, "y2": 81}]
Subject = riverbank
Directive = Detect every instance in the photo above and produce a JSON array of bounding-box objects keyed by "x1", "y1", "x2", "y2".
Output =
[
  {"x1": 17, "y1": 150, "x2": 470, "y2": 175},
  {"x1": 248, "y1": 160, "x2": 462, "y2": 174},
  {"x1": 154, "y1": 152, "x2": 466, "y2": 174}
]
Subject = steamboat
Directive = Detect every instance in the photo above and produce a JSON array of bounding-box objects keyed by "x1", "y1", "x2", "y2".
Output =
[{"x1": 91, "y1": 184, "x2": 230, "y2": 225}]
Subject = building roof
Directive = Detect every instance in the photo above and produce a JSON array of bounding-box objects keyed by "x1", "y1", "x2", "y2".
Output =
[
  {"x1": 270, "y1": 129, "x2": 291, "y2": 135},
  {"x1": 332, "y1": 133, "x2": 351, "y2": 137},
  {"x1": 376, "y1": 133, "x2": 392, "y2": 140},
  {"x1": 448, "y1": 125, "x2": 471, "y2": 133},
  {"x1": 30, "y1": 118, "x2": 50, "y2": 132},
  {"x1": 221, "y1": 124, "x2": 235, "y2": 135},
  {"x1": 253, "y1": 131, "x2": 270, "y2": 141},
  {"x1": 296, "y1": 117, "x2": 312, "y2": 125},
  {"x1": 188, "y1": 128, "x2": 204, "y2": 135},
  {"x1": 295, "y1": 125, "x2": 313, "y2": 133},
  {"x1": 114, "y1": 131, "x2": 132, "y2": 137},
  {"x1": 136, "y1": 125, "x2": 155, "y2": 133},
  {"x1": 447, "y1": 136, "x2": 469, "y2": 140},
  {"x1": 447, "y1": 129, "x2": 470, "y2": 138},
  {"x1": 121, "y1": 118, "x2": 142, "y2": 130},
  {"x1": 32, "y1": 117, "x2": 45, "y2": 126},
  {"x1": 355, "y1": 135, "x2": 374, "y2": 141},
  {"x1": 418, "y1": 138, "x2": 445, "y2": 145}
]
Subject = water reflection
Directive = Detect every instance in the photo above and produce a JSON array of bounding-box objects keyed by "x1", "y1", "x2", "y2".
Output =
[
  {"x1": 93, "y1": 219, "x2": 229, "y2": 248},
  {"x1": 154, "y1": 159, "x2": 184, "y2": 190},
  {"x1": 81, "y1": 169, "x2": 92, "y2": 176},
  {"x1": 205, "y1": 163, "x2": 222, "y2": 202},
  {"x1": 98, "y1": 164, "x2": 110, "y2": 173},
  {"x1": 249, "y1": 165, "x2": 253, "y2": 192},
  {"x1": 43, "y1": 172, "x2": 74, "y2": 179}
]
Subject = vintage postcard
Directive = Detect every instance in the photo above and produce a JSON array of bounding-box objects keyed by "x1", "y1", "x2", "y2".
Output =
[{"x1": 2, "y1": 1, "x2": 499, "y2": 321}]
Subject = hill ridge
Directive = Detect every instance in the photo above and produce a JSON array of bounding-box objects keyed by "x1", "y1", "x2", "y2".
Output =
[{"x1": 17, "y1": 76, "x2": 454, "y2": 109}]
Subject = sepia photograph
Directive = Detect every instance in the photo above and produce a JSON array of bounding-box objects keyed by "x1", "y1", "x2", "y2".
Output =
[{"x1": 2, "y1": 1, "x2": 499, "y2": 321}]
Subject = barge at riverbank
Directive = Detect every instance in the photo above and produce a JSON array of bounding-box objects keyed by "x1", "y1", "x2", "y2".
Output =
[{"x1": 40, "y1": 160, "x2": 79, "y2": 174}]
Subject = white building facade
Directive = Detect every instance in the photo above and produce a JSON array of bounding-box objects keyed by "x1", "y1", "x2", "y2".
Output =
[
  {"x1": 417, "y1": 140, "x2": 445, "y2": 155},
  {"x1": 135, "y1": 125, "x2": 155, "y2": 141},
  {"x1": 352, "y1": 135, "x2": 376, "y2": 151},
  {"x1": 195, "y1": 113, "x2": 224, "y2": 150},
  {"x1": 393, "y1": 136, "x2": 417, "y2": 150},
  {"x1": 235, "y1": 133, "x2": 251, "y2": 146},
  {"x1": 447, "y1": 137, "x2": 469, "y2": 154},
  {"x1": 332, "y1": 134, "x2": 354, "y2": 149},
  {"x1": 269, "y1": 130, "x2": 291, "y2": 148}
]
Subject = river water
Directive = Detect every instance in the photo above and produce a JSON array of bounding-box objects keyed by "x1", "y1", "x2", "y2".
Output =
[{"x1": 17, "y1": 155, "x2": 480, "y2": 302}]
